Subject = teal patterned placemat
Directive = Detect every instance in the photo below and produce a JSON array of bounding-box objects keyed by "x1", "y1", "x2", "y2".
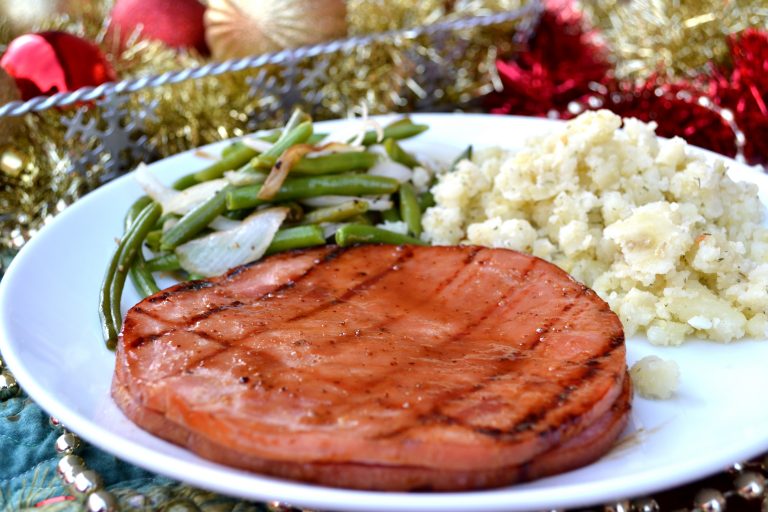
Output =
[{"x1": 0, "y1": 388, "x2": 268, "y2": 511}]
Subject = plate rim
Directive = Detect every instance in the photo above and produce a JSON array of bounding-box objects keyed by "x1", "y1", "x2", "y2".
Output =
[{"x1": 2, "y1": 112, "x2": 768, "y2": 512}]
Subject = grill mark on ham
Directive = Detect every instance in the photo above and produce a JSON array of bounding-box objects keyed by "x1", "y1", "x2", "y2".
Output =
[
  {"x1": 113, "y1": 245, "x2": 630, "y2": 491},
  {"x1": 288, "y1": 246, "x2": 417, "y2": 322}
]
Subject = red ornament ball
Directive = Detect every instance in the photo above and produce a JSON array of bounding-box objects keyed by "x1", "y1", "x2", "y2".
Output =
[
  {"x1": 109, "y1": 0, "x2": 208, "y2": 55},
  {"x1": 0, "y1": 31, "x2": 116, "y2": 100}
]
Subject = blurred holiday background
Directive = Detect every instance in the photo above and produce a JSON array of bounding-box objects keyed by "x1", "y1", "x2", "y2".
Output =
[{"x1": 2, "y1": 0, "x2": 768, "y2": 510}]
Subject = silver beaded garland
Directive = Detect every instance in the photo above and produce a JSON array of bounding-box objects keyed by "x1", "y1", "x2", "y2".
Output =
[
  {"x1": 734, "y1": 471, "x2": 766, "y2": 500},
  {"x1": 604, "y1": 500, "x2": 631, "y2": 512},
  {"x1": 73, "y1": 469, "x2": 103, "y2": 494},
  {"x1": 57, "y1": 454, "x2": 86, "y2": 484},
  {"x1": 87, "y1": 489, "x2": 119, "y2": 512},
  {"x1": 0, "y1": 370, "x2": 20, "y2": 400},
  {"x1": 55, "y1": 432, "x2": 82, "y2": 455},
  {"x1": 694, "y1": 488, "x2": 727, "y2": 512},
  {"x1": 633, "y1": 497, "x2": 660, "y2": 512},
  {"x1": 51, "y1": 420, "x2": 118, "y2": 509},
  {"x1": 267, "y1": 502, "x2": 297, "y2": 511}
]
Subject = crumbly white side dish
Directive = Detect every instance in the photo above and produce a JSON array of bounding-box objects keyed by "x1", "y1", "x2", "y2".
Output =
[
  {"x1": 629, "y1": 356, "x2": 680, "y2": 399},
  {"x1": 423, "y1": 110, "x2": 768, "y2": 344}
]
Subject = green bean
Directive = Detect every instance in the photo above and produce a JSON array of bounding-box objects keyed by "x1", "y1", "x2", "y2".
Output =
[
  {"x1": 99, "y1": 197, "x2": 152, "y2": 345},
  {"x1": 348, "y1": 213, "x2": 374, "y2": 225},
  {"x1": 177, "y1": 144, "x2": 259, "y2": 189},
  {"x1": 223, "y1": 208, "x2": 251, "y2": 220},
  {"x1": 359, "y1": 118, "x2": 428, "y2": 146},
  {"x1": 160, "y1": 187, "x2": 229, "y2": 250},
  {"x1": 172, "y1": 173, "x2": 201, "y2": 191},
  {"x1": 384, "y1": 138, "x2": 420, "y2": 168},
  {"x1": 146, "y1": 252, "x2": 181, "y2": 272},
  {"x1": 226, "y1": 174, "x2": 399, "y2": 210},
  {"x1": 252, "y1": 151, "x2": 378, "y2": 175},
  {"x1": 265, "y1": 225, "x2": 327, "y2": 255},
  {"x1": 334, "y1": 224, "x2": 426, "y2": 247},
  {"x1": 259, "y1": 131, "x2": 281, "y2": 143},
  {"x1": 221, "y1": 141, "x2": 247, "y2": 158},
  {"x1": 258, "y1": 131, "x2": 327, "y2": 145},
  {"x1": 222, "y1": 133, "x2": 327, "y2": 159},
  {"x1": 124, "y1": 197, "x2": 160, "y2": 298},
  {"x1": 301, "y1": 200, "x2": 369, "y2": 225},
  {"x1": 418, "y1": 190, "x2": 436, "y2": 211},
  {"x1": 144, "y1": 229, "x2": 163, "y2": 252},
  {"x1": 381, "y1": 208, "x2": 400, "y2": 223},
  {"x1": 100, "y1": 202, "x2": 161, "y2": 349},
  {"x1": 129, "y1": 255, "x2": 160, "y2": 298},
  {"x1": 260, "y1": 121, "x2": 313, "y2": 160},
  {"x1": 125, "y1": 196, "x2": 152, "y2": 228},
  {"x1": 398, "y1": 182, "x2": 422, "y2": 237},
  {"x1": 171, "y1": 117, "x2": 314, "y2": 190}
]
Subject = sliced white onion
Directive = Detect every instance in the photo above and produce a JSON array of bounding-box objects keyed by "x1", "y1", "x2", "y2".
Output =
[
  {"x1": 240, "y1": 136, "x2": 274, "y2": 153},
  {"x1": 224, "y1": 168, "x2": 266, "y2": 186},
  {"x1": 175, "y1": 207, "x2": 288, "y2": 277},
  {"x1": 362, "y1": 196, "x2": 394, "y2": 211},
  {"x1": 163, "y1": 179, "x2": 228, "y2": 215},
  {"x1": 368, "y1": 159, "x2": 413, "y2": 183},
  {"x1": 300, "y1": 195, "x2": 393, "y2": 211},
  {"x1": 209, "y1": 216, "x2": 242, "y2": 231},
  {"x1": 135, "y1": 163, "x2": 177, "y2": 206}
]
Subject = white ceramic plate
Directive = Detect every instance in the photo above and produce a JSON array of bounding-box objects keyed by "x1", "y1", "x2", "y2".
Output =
[{"x1": 2, "y1": 114, "x2": 768, "y2": 512}]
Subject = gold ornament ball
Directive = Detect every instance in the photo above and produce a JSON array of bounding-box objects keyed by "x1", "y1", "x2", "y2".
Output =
[
  {"x1": 204, "y1": 0, "x2": 348, "y2": 60},
  {"x1": 0, "y1": 67, "x2": 22, "y2": 149}
]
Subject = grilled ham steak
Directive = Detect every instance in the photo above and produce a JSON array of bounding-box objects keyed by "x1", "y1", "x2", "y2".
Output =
[{"x1": 113, "y1": 245, "x2": 630, "y2": 490}]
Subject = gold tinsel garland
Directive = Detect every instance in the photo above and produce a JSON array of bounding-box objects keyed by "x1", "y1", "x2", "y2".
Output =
[
  {"x1": 0, "y1": 0, "x2": 529, "y2": 258},
  {"x1": 579, "y1": 0, "x2": 768, "y2": 80}
]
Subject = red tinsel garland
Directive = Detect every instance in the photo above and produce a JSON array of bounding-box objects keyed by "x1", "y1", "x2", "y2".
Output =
[
  {"x1": 488, "y1": 1, "x2": 768, "y2": 165},
  {"x1": 709, "y1": 29, "x2": 768, "y2": 165},
  {"x1": 484, "y1": 0, "x2": 609, "y2": 117}
]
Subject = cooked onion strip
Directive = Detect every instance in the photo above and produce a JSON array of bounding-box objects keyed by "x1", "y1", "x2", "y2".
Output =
[{"x1": 257, "y1": 144, "x2": 316, "y2": 200}]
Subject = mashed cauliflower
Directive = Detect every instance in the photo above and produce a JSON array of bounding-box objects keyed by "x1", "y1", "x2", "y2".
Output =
[{"x1": 422, "y1": 110, "x2": 768, "y2": 344}]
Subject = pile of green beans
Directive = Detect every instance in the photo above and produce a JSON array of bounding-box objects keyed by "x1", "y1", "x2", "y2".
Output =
[{"x1": 100, "y1": 113, "x2": 439, "y2": 349}]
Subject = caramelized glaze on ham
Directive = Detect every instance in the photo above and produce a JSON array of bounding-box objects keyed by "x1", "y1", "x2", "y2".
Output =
[{"x1": 113, "y1": 245, "x2": 630, "y2": 490}]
